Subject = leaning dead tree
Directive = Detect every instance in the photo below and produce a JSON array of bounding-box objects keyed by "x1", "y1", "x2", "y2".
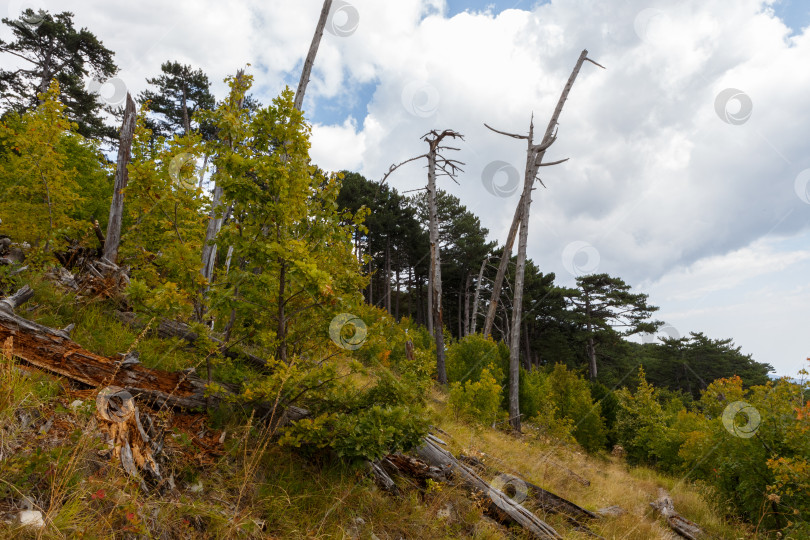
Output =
[
  {"x1": 484, "y1": 49, "x2": 603, "y2": 431},
  {"x1": 381, "y1": 129, "x2": 464, "y2": 385},
  {"x1": 103, "y1": 93, "x2": 137, "y2": 264},
  {"x1": 199, "y1": 0, "x2": 332, "y2": 319},
  {"x1": 294, "y1": 0, "x2": 333, "y2": 112}
]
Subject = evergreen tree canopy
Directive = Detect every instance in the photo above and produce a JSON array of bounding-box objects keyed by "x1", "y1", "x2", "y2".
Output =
[
  {"x1": 0, "y1": 9, "x2": 118, "y2": 138},
  {"x1": 138, "y1": 61, "x2": 215, "y2": 139}
]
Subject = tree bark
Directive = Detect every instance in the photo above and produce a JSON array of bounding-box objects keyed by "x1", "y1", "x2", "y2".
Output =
[
  {"x1": 294, "y1": 0, "x2": 333, "y2": 112},
  {"x1": 483, "y1": 209, "x2": 521, "y2": 338},
  {"x1": 427, "y1": 150, "x2": 446, "y2": 385},
  {"x1": 470, "y1": 256, "x2": 487, "y2": 334},
  {"x1": 650, "y1": 489, "x2": 706, "y2": 540},
  {"x1": 463, "y1": 272, "x2": 472, "y2": 337},
  {"x1": 385, "y1": 239, "x2": 392, "y2": 313},
  {"x1": 200, "y1": 184, "x2": 224, "y2": 286},
  {"x1": 103, "y1": 93, "x2": 137, "y2": 264},
  {"x1": 415, "y1": 439, "x2": 561, "y2": 539},
  {"x1": 0, "y1": 287, "x2": 210, "y2": 410}
]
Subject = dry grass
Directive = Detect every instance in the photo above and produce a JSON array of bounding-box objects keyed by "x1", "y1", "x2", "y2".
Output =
[
  {"x1": 428, "y1": 388, "x2": 754, "y2": 540},
  {"x1": 0, "y1": 282, "x2": 756, "y2": 538}
]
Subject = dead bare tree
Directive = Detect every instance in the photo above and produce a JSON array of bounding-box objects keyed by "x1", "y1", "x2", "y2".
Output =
[
  {"x1": 381, "y1": 130, "x2": 464, "y2": 385},
  {"x1": 294, "y1": 0, "x2": 333, "y2": 112},
  {"x1": 485, "y1": 49, "x2": 603, "y2": 431},
  {"x1": 103, "y1": 93, "x2": 137, "y2": 264},
  {"x1": 469, "y1": 255, "x2": 488, "y2": 334}
]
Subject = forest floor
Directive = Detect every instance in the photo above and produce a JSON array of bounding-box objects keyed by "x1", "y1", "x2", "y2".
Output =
[{"x1": 0, "y1": 281, "x2": 755, "y2": 539}]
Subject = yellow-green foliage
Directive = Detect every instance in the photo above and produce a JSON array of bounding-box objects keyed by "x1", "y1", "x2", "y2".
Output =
[
  {"x1": 448, "y1": 366, "x2": 503, "y2": 426},
  {"x1": 524, "y1": 364, "x2": 607, "y2": 451},
  {"x1": 445, "y1": 333, "x2": 507, "y2": 384},
  {"x1": 0, "y1": 81, "x2": 108, "y2": 251},
  {"x1": 120, "y1": 107, "x2": 208, "y2": 319}
]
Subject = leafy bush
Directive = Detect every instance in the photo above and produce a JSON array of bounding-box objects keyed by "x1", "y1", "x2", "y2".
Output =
[
  {"x1": 445, "y1": 333, "x2": 507, "y2": 385},
  {"x1": 615, "y1": 366, "x2": 672, "y2": 464},
  {"x1": 448, "y1": 366, "x2": 503, "y2": 426}
]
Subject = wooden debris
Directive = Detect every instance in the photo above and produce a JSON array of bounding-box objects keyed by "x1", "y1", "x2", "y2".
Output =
[
  {"x1": 458, "y1": 454, "x2": 602, "y2": 538},
  {"x1": 596, "y1": 505, "x2": 626, "y2": 517},
  {"x1": 114, "y1": 311, "x2": 269, "y2": 372},
  {"x1": 650, "y1": 488, "x2": 706, "y2": 539},
  {"x1": 96, "y1": 386, "x2": 161, "y2": 489},
  {"x1": 0, "y1": 286, "x2": 215, "y2": 410},
  {"x1": 414, "y1": 438, "x2": 562, "y2": 539},
  {"x1": 368, "y1": 459, "x2": 401, "y2": 495}
]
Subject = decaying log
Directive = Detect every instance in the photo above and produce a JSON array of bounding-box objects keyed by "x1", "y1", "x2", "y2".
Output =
[
  {"x1": 114, "y1": 311, "x2": 268, "y2": 371},
  {"x1": 650, "y1": 489, "x2": 706, "y2": 539},
  {"x1": 385, "y1": 452, "x2": 449, "y2": 483},
  {"x1": 0, "y1": 286, "x2": 214, "y2": 410},
  {"x1": 415, "y1": 438, "x2": 562, "y2": 539},
  {"x1": 368, "y1": 459, "x2": 401, "y2": 495},
  {"x1": 459, "y1": 454, "x2": 598, "y2": 523}
]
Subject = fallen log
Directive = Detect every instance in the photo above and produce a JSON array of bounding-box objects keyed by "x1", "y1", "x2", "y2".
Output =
[
  {"x1": 0, "y1": 285, "x2": 214, "y2": 410},
  {"x1": 0, "y1": 287, "x2": 312, "y2": 426},
  {"x1": 114, "y1": 311, "x2": 268, "y2": 372},
  {"x1": 650, "y1": 488, "x2": 706, "y2": 539},
  {"x1": 459, "y1": 454, "x2": 599, "y2": 524},
  {"x1": 415, "y1": 438, "x2": 562, "y2": 539}
]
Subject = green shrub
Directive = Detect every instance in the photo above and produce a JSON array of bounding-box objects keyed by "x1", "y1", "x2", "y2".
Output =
[
  {"x1": 448, "y1": 366, "x2": 503, "y2": 426},
  {"x1": 445, "y1": 333, "x2": 507, "y2": 385}
]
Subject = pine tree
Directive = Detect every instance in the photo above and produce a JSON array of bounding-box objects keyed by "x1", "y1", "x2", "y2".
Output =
[{"x1": 0, "y1": 10, "x2": 118, "y2": 138}]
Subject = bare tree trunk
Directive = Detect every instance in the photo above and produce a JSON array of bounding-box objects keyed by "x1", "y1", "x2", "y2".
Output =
[
  {"x1": 463, "y1": 273, "x2": 472, "y2": 337},
  {"x1": 407, "y1": 265, "x2": 413, "y2": 320},
  {"x1": 427, "y1": 151, "x2": 446, "y2": 385},
  {"x1": 200, "y1": 184, "x2": 223, "y2": 284},
  {"x1": 507, "y1": 120, "x2": 534, "y2": 431},
  {"x1": 501, "y1": 50, "x2": 594, "y2": 432},
  {"x1": 277, "y1": 259, "x2": 288, "y2": 363},
  {"x1": 368, "y1": 257, "x2": 373, "y2": 305},
  {"x1": 426, "y1": 261, "x2": 434, "y2": 334},
  {"x1": 182, "y1": 86, "x2": 190, "y2": 136},
  {"x1": 585, "y1": 293, "x2": 597, "y2": 380},
  {"x1": 103, "y1": 93, "x2": 137, "y2": 264},
  {"x1": 470, "y1": 256, "x2": 488, "y2": 334},
  {"x1": 483, "y1": 210, "x2": 521, "y2": 338},
  {"x1": 395, "y1": 265, "x2": 400, "y2": 320},
  {"x1": 294, "y1": 0, "x2": 333, "y2": 112},
  {"x1": 522, "y1": 320, "x2": 532, "y2": 372},
  {"x1": 385, "y1": 239, "x2": 392, "y2": 313}
]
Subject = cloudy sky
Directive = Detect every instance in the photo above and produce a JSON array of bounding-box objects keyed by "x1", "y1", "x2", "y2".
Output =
[{"x1": 4, "y1": 0, "x2": 809, "y2": 376}]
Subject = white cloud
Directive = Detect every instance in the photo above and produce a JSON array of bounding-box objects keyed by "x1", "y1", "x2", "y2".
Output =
[{"x1": 1, "y1": 0, "x2": 808, "y2": 374}]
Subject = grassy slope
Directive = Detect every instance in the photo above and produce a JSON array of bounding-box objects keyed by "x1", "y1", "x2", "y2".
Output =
[{"x1": 0, "y1": 281, "x2": 754, "y2": 539}]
